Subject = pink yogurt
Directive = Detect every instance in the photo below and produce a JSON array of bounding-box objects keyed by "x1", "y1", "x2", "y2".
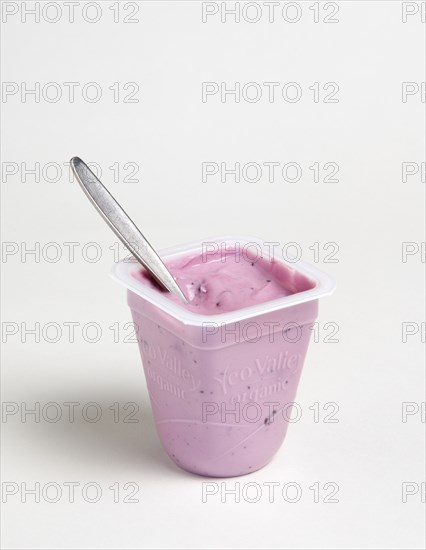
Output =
[{"x1": 114, "y1": 237, "x2": 335, "y2": 477}]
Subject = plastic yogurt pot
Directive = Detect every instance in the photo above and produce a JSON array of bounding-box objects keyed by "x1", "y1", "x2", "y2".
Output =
[{"x1": 112, "y1": 235, "x2": 335, "y2": 477}]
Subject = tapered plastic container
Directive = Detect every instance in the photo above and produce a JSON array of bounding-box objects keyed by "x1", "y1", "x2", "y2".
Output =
[{"x1": 112, "y1": 235, "x2": 335, "y2": 477}]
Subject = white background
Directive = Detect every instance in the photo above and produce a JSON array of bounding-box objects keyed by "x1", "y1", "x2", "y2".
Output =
[{"x1": 1, "y1": 1, "x2": 425, "y2": 548}]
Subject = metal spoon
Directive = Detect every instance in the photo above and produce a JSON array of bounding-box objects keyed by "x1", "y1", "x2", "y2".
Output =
[{"x1": 70, "y1": 156, "x2": 188, "y2": 304}]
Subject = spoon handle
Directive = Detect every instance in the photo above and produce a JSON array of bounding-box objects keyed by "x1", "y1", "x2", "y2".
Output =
[{"x1": 70, "y1": 157, "x2": 188, "y2": 304}]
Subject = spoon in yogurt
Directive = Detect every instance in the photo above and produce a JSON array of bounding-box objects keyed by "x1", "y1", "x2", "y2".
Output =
[{"x1": 70, "y1": 156, "x2": 188, "y2": 304}]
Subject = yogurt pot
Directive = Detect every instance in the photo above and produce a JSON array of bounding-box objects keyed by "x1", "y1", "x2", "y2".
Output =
[{"x1": 112, "y1": 235, "x2": 335, "y2": 477}]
